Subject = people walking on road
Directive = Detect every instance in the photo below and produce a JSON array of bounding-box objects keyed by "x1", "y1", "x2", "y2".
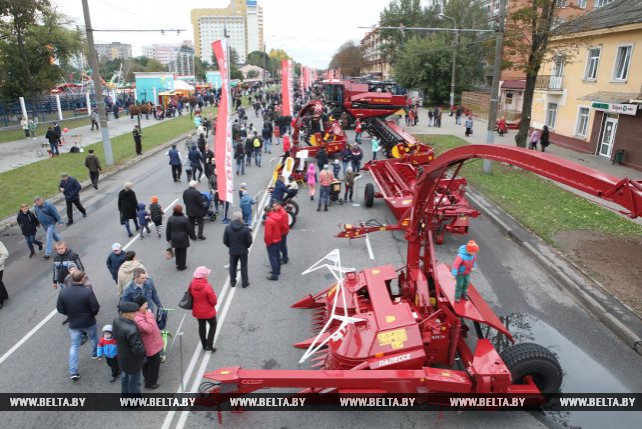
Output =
[
  {"x1": 57, "y1": 269, "x2": 100, "y2": 380},
  {"x1": 113, "y1": 104, "x2": 120, "y2": 120},
  {"x1": 203, "y1": 145, "x2": 215, "y2": 180},
  {"x1": 351, "y1": 145, "x2": 363, "y2": 173},
  {"x1": 282, "y1": 133, "x2": 291, "y2": 157},
  {"x1": 117, "y1": 251, "x2": 146, "y2": 296},
  {"x1": 45, "y1": 127, "x2": 60, "y2": 156},
  {"x1": 121, "y1": 268, "x2": 162, "y2": 313},
  {"x1": 28, "y1": 118, "x2": 37, "y2": 140},
  {"x1": 332, "y1": 159, "x2": 341, "y2": 179},
  {"x1": 84, "y1": 149, "x2": 102, "y2": 189},
  {"x1": 149, "y1": 197, "x2": 164, "y2": 238},
  {"x1": 455, "y1": 106, "x2": 463, "y2": 125},
  {"x1": 189, "y1": 266, "x2": 218, "y2": 352},
  {"x1": 264, "y1": 206, "x2": 281, "y2": 281},
  {"x1": 33, "y1": 197, "x2": 63, "y2": 259},
  {"x1": 451, "y1": 240, "x2": 478, "y2": 303},
  {"x1": 0, "y1": 241, "x2": 9, "y2": 309},
  {"x1": 234, "y1": 138, "x2": 246, "y2": 176},
  {"x1": 167, "y1": 144, "x2": 183, "y2": 182},
  {"x1": 97, "y1": 324, "x2": 119, "y2": 382},
  {"x1": 52, "y1": 241, "x2": 84, "y2": 290},
  {"x1": 239, "y1": 191, "x2": 255, "y2": 226},
  {"x1": 371, "y1": 136, "x2": 381, "y2": 161},
  {"x1": 59, "y1": 173, "x2": 86, "y2": 225},
  {"x1": 132, "y1": 296, "x2": 163, "y2": 389},
  {"x1": 344, "y1": 166, "x2": 355, "y2": 202},
  {"x1": 90, "y1": 110, "x2": 99, "y2": 130},
  {"x1": 118, "y1": 182, "x2": 139, "y2": 238},
  {"x1": 251, "y1": 131, "x2": 263, "y2": 167},
  {"x1": 17, "y1": 204, "x2": 43, "y2": 258},
  {"x1": 262, "y1": 123, "x2": 272, "y2": 154},
  {"x1": 529, "y1": 129, "x2": 541, "y2": 151},
  {"x1": 132, "y1": 125, "x2": 142, "y2": 155},
  {"x1": 62, "y1": 263, "x2": 93, "y2": 289},
  {"x1": 465, "y1": 115, "x2": 474, "y2": 137},
  {"x1": 53, "y1": 122, "x2": 63, "y2": 145},
  {"x1": 188, "y1": 145, "x2": 204, "y2": 181},
  {"x1": 244, "y1": 132, "x2": 254, "y2": 167},
  {"x1": 354, "y1": 119, "x2": 363, "y2": 144},
  {"x1": 340, "y1": 146, "x2": 352, "y2": 178},
  {"x1": 317, "y1": 165, "x2": 335, "y2": 212},
  {"x1": 316, "y1": 147, "x2": 328, "y2": 171},
  {"x1": 434, "y1": 107, "x2": 442, "y2": 128},
  {"x1": 272, "y1": 201, "x2": 290, "y2": 265},
  {"x1": 113, "y1": 301, "x2": 146, "y2": 397},
  {"x1": 166, "y1": 204, "x2": 196, "y2": 271},
  {"x1": 183, "y1": 180, "x2": 207, "y2": 240},
  {"x1": 106, "y1": 243, "x2": 126, "y2": 285},
  {"x1": 306, "y1": 163, "x2": 317, "y2": 201},
  {"x1": 223, "y1": 212, "x2": 253, "y2": 288},
  {"x1": 136, "y1": 203, "x2": 152, "y2": 239},
  {"x1": 497, "y1": 117, "x2": 508, "y2": 137},
  {"x1": 540, "y1": 125, "x2": 550, "y2": 152}
]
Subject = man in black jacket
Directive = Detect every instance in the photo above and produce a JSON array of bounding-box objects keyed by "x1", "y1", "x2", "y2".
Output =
[
  {"x1": 182, "y1": 180, "x2": 207, "y2": 240},
  {"x1": 59, "y1": 173, "x2": 86, "y2": 225},
  {"x1": 113, "y1": 301, "x2": 146, "y2": 397},
  {"x1": 223, "y1": 211, "x2": 253, "y2": 288},
  {"x1": 53, "y1": 241, "x2": 84, "y2": 289},
  {"x1": 57, "y1": 270, "x2": 100, "y2": 380}
]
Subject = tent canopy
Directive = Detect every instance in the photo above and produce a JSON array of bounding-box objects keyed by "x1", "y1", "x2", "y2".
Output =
[{"x1": 174, "y1": 80, "x2": 194, "y2": 90}]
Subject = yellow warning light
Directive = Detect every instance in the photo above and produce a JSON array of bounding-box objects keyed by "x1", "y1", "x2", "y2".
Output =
[
  {"x1": 372, "y1": 269, "x2": 380, "y2": 275},
  {"x1": 385, "y1": 315, "x2": 396, "y2": 323},
  {"x1": 221, "y1": 371, "x2": 230, "y2": 375},
  {"x1": 375, "y1": 352, "x2": 384, "y2": 358}
]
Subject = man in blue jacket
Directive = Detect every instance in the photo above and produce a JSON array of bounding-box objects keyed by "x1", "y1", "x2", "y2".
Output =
[
  {"x1": 59, "y1": 173, "x2": 86, "y2": 225},
  {"x1": 167, "y1": 144, "x2": 183, "y2": 182},
  {"x1": 33, "y1": 196, "x2": 64, "y2": 259},
  {"x1": 120, "y1": 268, "x2": 162, "y2": 313}
]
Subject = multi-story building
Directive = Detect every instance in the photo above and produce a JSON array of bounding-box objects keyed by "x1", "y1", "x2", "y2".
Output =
[
  {"x1": 95, "y1": 42, "x2": 132, "y2": 61},
  {"x1": 168, "y1": 49, "x2": 195, "y2": 78},
  {"x1": 141, "y1": 41, "x2": 194, "y2": 65},
  {"x1": 360, "y1": 28, "x2": 391, "y2": 80},
  {"x1": 530, "y1": 0, "x2": 642, "y2": 170},
  {"x1": 191, "y1": 0, "x2": 264, "y2": 65}
]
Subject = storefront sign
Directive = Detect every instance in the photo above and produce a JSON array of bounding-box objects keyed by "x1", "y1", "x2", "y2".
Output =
[{"x1": 591, "y1": 102, "x2": 638, "y2": 116}]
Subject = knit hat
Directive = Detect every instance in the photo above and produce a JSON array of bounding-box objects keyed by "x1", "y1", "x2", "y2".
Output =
[
  {"x1": 151, "y1": 196, "x2": 158, "y2": 203},
  {"x1": 333, "y1": 159, "x2": 339, "y2": 164},
  {"x1": 132, "y1": 295, "x2": 147, "y2": 308},
  {"x1": 466, "y1": 240, "x2": 479, "y2": 254},
  {"x1": 324, "y1": 164, "x2": 330, "y2": 170},
  {"x1": 193, "y1": 266, "x2": 211, "y2": 278},
  {"x1": 240, "y1": 182, "x2": 247, "y2": 189},
  {"x1": 112, "y1": 243, "x2": 122, "y2": 251},
  {"x1": 119, "y1": 302, "x2": 139, "y2": 313},
  {"x1": 102, "y1": 324, "x2": 113, "y2": 333}
]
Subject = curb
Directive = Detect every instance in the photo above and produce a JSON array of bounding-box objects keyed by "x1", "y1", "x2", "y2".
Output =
[
  {"x1": 466, "y1": 190, "x2": 642, "y2": 356},
  {"x1": 0, "y1": 134, "x2": 188, "y2": 235}
]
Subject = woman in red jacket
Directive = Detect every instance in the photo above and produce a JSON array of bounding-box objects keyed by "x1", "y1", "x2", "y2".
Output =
[
  {"x1": 133, "y1": 296, "x2": 164, "y2": 389},
  {"x1": 190, "y1": 266, "x2": 218, "y2": 352}
]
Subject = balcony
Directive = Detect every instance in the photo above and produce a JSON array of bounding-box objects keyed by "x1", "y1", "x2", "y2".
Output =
[{"x1": 535, "y1": 75, "x2": 564, "y2": 91}]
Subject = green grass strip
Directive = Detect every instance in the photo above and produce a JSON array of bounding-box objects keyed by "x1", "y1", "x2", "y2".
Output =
[{"x1": 417, "y1": 135, "x2": 642, "y2": 243}]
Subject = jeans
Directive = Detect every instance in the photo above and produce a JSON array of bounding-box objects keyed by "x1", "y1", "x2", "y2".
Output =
[
  {"x1": 267, "y1": 243, "x2": 281, "y2": 278},
  {"x1": 242, "y1": 208, "x2": 252, "y2": 225},
  {"x1": 49, "y1": 142, "x2": 59, "y2": 156},
  {"x1": 254, "y1": 149, "x2": 262, "y2": 166},
  {"x1": 45, "y1": 224, "x2": 60, "y2": 256},
  {"x1": 246, "y1": 153, "x2": 252, "y2": 166},
  {"x1": 24, "y1": 233, "x2": 43, "y2": 253},
  {"x1": 123, "y1": 218, "x2": 139, "y2": 236},
  {"x1": 318, "y1": 186, "x2": 330, "y2": 209},
  {"x1": 344, "y1": 184, "x2": 353, "y2": 201},
  {"x1": 68, "y1": 323, "x2": 98, "y2": 375},
  {"x1": 264, "y1": 137, "x2": 272, "y2": 153},
  {"x1": 279, "y1": 234, "x2": 289, "y2": 262},
  {"x1": 456, "y1": 115, "x2": 462, "y2": 125},
  {"x1": 121, "y1": 370, "x2": 142, "y2": 396},
  {"x1": 351, "y1": 160, "x2": 361, "y2": 174},
  {"x1": 342, "y1": 161, "x2": 349, "y2": 177},
  {"x1": 192, "y1": 164, "x2": 203, "y2": 180},
  {"x1": 236, "y1": 158, "x2": 245, "y2": 175}
]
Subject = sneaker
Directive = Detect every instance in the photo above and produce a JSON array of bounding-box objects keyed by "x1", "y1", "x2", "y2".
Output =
[
  {"x1": 91, "y1": 354, "x2": 98, "y2": 360},
  {"x1": 66, "y1": 221, "x2": 74, "y2": 226},
  {"x1": 160, "y1": 354, "x2": 167, "y2": 363},
  {"x1": 38, "y1": 243, "x2": 43, "y2": 251},
  {"x1": 128, "y1": 233, "x2": 134, "y2": 238},
  {"x1": 462, "y1": 293, "x2": 470, "y2": 301},
  {"x1": 70, "y1": 374, "x2": 80, "y2": 381},
  {"x1": 242, "y1": 283, "x2": 249, "y2": 288},
  {"x1": 157, "y1": 233, "x2": 162, "y2": 238},
  {"x1": 80, "y1": 335, "x2": 88, "y2": 345},
  {"x1": 62, "y1": 318, "x2": 69, "y2": 325},
  {"x1": 139, "y1": 235, "x2": 144, "y2": 240},
  {"x1": 109, "y1": 375, "x2": 118, "y2": 382},
  {"x1": 83, "y1": 212, "x2": 87, "y2": 218},
  {"x1": 29, "y1": 251, "x2": 35, "y2": 258},
  {"x1": 455, "y1": 297, "x2": 461, "y2": 303}
]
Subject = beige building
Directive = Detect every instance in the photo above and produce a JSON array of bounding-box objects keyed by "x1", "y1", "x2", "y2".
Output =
[
  {"x1": 191, "y1": 0, "x2": 264, "y2": 65},
  {"x1": 95, "y1": 42, "x2": 132, "y2": 61},
  {"x1": 360, "y1": 28, "x2": 391, "y2": 80},
  {"x1": 531, "y1": 0, "x2": 642, "y2": 170}
]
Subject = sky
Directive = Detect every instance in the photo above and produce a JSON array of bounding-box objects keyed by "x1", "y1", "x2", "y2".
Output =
[{"x1": 53, "y1": 0, "x2": 393, "y2": 69}]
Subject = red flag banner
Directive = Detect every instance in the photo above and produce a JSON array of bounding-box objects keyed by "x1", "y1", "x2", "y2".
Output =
[
  {"x1": 281, "y1": 59, "x2": 293, "y2": 116},
  {"x1": 300, "y1": 66, "x2": 305, "y2": 96},
  {"x1": 212, "y1": 39, "x2": 234, "y2": 204}
]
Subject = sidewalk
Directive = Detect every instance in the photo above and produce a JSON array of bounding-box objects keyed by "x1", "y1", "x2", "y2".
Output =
[
  {"x1": 0, "y1": 114, "x2": 181, "y2": 174},
  {"x1": 400, "y1": 108, "x2": 642, "y2": 225}
]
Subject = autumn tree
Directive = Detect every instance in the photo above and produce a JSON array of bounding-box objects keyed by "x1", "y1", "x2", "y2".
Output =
[{"x1": 329, "y1": 41, "x2": 365, "y2": 77}]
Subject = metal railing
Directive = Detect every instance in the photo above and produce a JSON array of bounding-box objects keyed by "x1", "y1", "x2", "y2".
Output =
[{"x1": 535, "y1": 75, "x2": 564, "y2": 91}]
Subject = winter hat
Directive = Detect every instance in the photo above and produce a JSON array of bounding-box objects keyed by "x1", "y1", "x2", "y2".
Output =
[
  {"x1": 132, "y1": 295, "x2": 147, "y2": 308},
  {"x1": 333, "y1": 159, "x2": 339, "y2": 164},
  {"x1": 347, "y1": 166, "x2": 353, "y2": 172},
  {"x1": 193, "y1": 266, "x2": 211, "y2": 278},
  {"x1": 119, "y1": 302, "x2": 139, "y2": 313},
  {"x1": 466, "y1": 240, "x2": 479, "y2": 254},
  {"x1": 102, "y1": 324, "x2": 113, "y2": 333},
  {"x1": 151, "y1": 196, "x2": 159, "y2": 203},
  {"x1": 240, "y1": 182, "x2": 247, "y2": 189},
  {"x1": 324, "y1": 164, "x2": 330, "y2": 170}
]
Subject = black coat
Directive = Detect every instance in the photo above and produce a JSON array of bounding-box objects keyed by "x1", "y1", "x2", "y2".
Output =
[
  {"x1": 223, "y1": 220, "x2": 253, "y2": 255},
  {"x1": 112, "y1": 316, "x2": 146, "y2": 373},
  {"x1": 56, "y1": 283, "x2": 100, "y2": 329},
  {"x1": 118, "y1": 189, "x2": 138, "y2": 220},
  {"x1": 166, "y1": 213, "x2": 196, "y2": 248},
  {"x1": 16, "y1": 210, "x2": 39, "y2": 236},
  {"x1": 59, "y1": 177, "x2": 82, "y2": 201},
  {"x1": 183, "y1": 187, "x2": 207, "y2": 217}
]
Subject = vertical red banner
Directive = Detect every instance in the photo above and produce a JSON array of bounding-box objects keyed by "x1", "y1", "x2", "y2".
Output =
[
  {"x1": 212, "y1": 39, "x2": 234, "y2": 204},
  {"x1": 281, "y1": 59, "x2": 293, "y2": 116},
  {"x1": 300, "y1": 66, "x2": 305, "y2": 96}
]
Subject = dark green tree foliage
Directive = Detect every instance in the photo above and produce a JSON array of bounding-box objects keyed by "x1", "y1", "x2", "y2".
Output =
[{"x1": 329, "y1": 41, "x2": 365, "y2": 77}]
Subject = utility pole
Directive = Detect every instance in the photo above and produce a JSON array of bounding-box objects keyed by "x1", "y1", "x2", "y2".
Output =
[
  {"x1": 483, "y1": 0, "x2": 507, "y2": 174},
  {"x1": 81, "y1": 0, "x2": 113, "y2": 165},
  {"x1": 450, "y1": 29, "x2": 458, "y2": 108}
]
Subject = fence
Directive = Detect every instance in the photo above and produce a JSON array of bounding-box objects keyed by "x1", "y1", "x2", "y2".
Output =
[{"x1": 0, "y1": 93, "x2": 103, "y2": 128}]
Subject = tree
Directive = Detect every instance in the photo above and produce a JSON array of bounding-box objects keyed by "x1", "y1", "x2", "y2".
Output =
[
  {"x1": 194, "y1": 55, "x2": 209, "y2": 80},
  {"x1": 246, "y1": 69, "x2": 259, "y2": 79},
  {"x1": 329, "y1": 41, "x2": 365, "y2": 77},
  {"x1": 247, "y1": 50, "x2": 269, "y2": 67},
  {"x1": 505, "y1": 1, "x2": 584, "y2": 148}
]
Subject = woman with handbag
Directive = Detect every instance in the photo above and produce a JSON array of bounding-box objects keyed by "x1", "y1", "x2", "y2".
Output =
[
  {"x1": 165, "y1": 204, "x2": 196, "y2": 271},
  {"x1": 189, "y1": 266, "x2": 218, "y2": 352}
]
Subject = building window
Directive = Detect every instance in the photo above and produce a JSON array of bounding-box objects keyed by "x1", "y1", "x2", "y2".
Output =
[
  {"x1": 612, "y1": 45, "x2": 632, "y2": 81},
  {"x1": 577, "y1": 0, "x2": 587, "y2": 7},
  {"x1": 546, "y1": 103, "x2": 558, "y2": 128},
  {"x1": 575, "y1": 107, "x2": 590, "y2": 137},
  {"x1": 584, "y1": 47, "x2": 601, "y2": 80},
  {"x1": 556, "y1": 0, "x2": 567, "y2": 7},
  {"x1": 594, "y1": 0, "x2": 614, "y2": 7}
]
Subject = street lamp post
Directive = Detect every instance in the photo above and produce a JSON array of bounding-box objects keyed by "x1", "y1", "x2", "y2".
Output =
[{"x1": 439, "y1": 13, "x2": 458, "y2": 109}]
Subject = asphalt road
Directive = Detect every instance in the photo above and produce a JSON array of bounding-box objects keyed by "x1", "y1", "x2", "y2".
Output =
[{"x1": 0, "y1": 109, "x2": 640, "y2": 429}]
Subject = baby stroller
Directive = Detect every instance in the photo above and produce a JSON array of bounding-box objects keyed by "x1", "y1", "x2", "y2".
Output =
[
  {"x1": 329, "y1": 180, "x2": 343, "y2": 205},
  {"x1": 201, "y1": 190, "x2": 218, "y2": 221}
]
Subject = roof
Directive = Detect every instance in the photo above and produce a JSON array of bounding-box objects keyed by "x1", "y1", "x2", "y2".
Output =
[
  {"x1": 578, "y1": 91, "x2": 640, "y2": 103},
  {"x1": 501, "y1": 80, "x2": 526, "y2": 90},
  {"x1": 556, "y1": 0, "x2": 642, "y2": 34}
]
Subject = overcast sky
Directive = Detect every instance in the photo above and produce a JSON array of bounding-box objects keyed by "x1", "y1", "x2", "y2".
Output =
[{"x1": 53, "y1": 0, "x2": 393, "y2": 69}]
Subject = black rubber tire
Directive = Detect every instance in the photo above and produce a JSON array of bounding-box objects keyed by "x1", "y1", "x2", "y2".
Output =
[
  {"x1": 286, "y1": 209, "x2": 297, "y2": 228},
  {"x1": 364, "y1": 183, "x2": 375, "y2": 208},
  {"x1": 285, "y1": 200, "x2": 299, "y2": 216},
  {"x1": 500, "y1": 342, "x2": 562, "y2": 393}
]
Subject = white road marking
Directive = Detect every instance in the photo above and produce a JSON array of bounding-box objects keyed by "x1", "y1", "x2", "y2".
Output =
[
  {"x1": 365, "y1": 233, "x2": 376, "y2": 260},
  {"x1": 0, "y1": 198, "x2": 179, "y2": 366}
]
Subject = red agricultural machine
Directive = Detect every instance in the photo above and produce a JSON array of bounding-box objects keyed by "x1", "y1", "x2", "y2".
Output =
[
  {"x1": 291, "y1": 99, "x2": 347, "y2": 158},
  {"x1": 201, "y1": 146, "x2": 642, "y2": 405}
]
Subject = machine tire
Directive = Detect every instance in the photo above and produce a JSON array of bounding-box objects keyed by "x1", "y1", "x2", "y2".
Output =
[
  {"x1": 285, "y1": 200, "x2": 300, "y2": 216},
  {"x1": 500, "y1": 343, "x2": 562, "y2": 393},
  {"x1": 286, "y1": 209, "x2": 297, "y2": 228},
  {"x1": 364, "y1": 183, "x2": 375, "y2": 208}
]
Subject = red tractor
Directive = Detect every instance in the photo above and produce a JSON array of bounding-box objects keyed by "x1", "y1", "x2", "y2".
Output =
[{"x1": 201, "y1": 146, "x2": 642, "y2": 406}]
